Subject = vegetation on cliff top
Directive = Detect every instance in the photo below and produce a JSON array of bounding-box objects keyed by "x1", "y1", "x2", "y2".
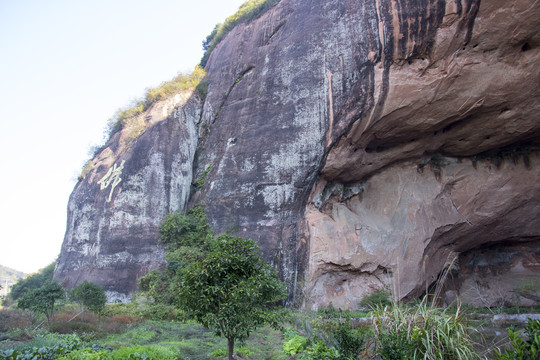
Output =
[
  {"x1": 200, "y1": 0, "x2": 281, "y2": 67},
  {"x1": 84, "y1": 0, "x2": 281, "y2": 170},
  {"x1": 105, "y1": 66, "x2": 207, "y2": 140}
]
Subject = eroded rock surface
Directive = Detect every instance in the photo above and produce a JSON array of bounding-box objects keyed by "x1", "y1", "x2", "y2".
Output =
[
  {"x1": 305, "y1": 154, "x2": 540, "y2": 309},
  {"x1": 55, "y1": 0, "x2": 540, "y2": 306},
  {"x1": 54, "y1": 94, "x2": 201, "y2": 301}
]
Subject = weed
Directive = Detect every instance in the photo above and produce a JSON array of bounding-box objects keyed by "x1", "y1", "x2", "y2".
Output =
[
  {"x1": 192, "y1": 164, "x2": 212, "y2": 191},
  {"x1": 494, "y1": 319, "x2": 540, "y2": 360},
  {"x1": 282, "y1": 332, "x2": 308, "y2": 355}
]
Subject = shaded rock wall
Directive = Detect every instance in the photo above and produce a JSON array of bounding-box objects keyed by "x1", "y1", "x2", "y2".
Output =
[
  {"x1": 55, "y1": 0, "x2": 540, "y2": 306},
  {"x1": 305, "y1": 154, "x2": 540, "y2": 309}
]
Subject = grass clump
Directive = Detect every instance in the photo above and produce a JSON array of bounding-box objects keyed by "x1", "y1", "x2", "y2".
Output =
[
  {"x1": 200, "y1": 0, "x2": 281, "y2": 67},
  {"x1": 372, "y1": 300, "x2": 481, "y2": 360},
  {"x1": 105, "y1": 66, "x2": 206, "y2": 141}
]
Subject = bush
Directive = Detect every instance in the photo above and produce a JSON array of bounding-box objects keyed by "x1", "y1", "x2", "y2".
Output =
[
  {"x1": 358, "y1": 288, "x2": 392, "y2": 309},
  {"x1": 298, "y1": 341, "x2": 340, "y2": 360},
  {"x1": 494, "y1": 319, "x2": 540, "y2": 360},
  {"x1": 137, "y1": 302, "x2": 184, "y2": 321},
  {"x1": 332, "y1": 318, "x2": 366, "y2": 359},
  {"x1": 209, "y1": 347, "x2": 252, "y2": 358},
  {"x1": 282, "y1": 333, "x2": 309, "y2": 355}
]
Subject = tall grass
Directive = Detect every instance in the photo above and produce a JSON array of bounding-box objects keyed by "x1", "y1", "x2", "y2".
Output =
[
  {"x1": 372, "y1": 299, "x2": 482, "y2": 360},
  {"x1": 200, "y1": 0, "x2": 281, "y2": 67}
]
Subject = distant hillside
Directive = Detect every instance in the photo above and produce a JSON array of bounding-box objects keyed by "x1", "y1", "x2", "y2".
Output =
[{"x1": 0, "y1": 264, "x2": 25, "y2": 294}]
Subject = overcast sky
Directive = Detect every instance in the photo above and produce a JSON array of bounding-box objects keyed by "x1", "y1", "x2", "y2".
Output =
[{"x1": 0, "y1": 0, "x2": 247, "y2": 274}]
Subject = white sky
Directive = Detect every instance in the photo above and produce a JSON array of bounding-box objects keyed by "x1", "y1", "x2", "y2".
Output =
[{"x1": 0, "y1": 0, "x2": 247, "y2": 274}]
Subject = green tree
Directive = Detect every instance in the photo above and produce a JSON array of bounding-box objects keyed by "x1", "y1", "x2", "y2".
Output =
[
  {"x1": 9, "y1": 261, "x2": 55, "y2": 301},
  {"x1": 138, "y1": 206, "x2": 214, "y2": 306},
  {"x1": 178, "y1": 234, "x2": 287, "y2": 360},
  {"x1": 17, "y1": 281, "x2": 65, "y2": 325},
  {"x1": 70, "y1": 281, "x2": 107, "y2": 320}
]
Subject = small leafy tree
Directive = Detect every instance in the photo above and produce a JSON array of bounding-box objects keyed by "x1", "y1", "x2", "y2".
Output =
[
  {"x1": 70, "y1": 281, "x2": 107, "y2": 320},
  {"x1": 17, "y1": 281, "x2": 65, "y2": 325},
  {"x1": 179, "y1": 234, "x2": 287, "y2": 360}
]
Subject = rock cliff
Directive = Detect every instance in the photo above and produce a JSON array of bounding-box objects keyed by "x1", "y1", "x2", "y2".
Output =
[{"x1": 55, "y1": 0, "x2": 540, "y2": 307}]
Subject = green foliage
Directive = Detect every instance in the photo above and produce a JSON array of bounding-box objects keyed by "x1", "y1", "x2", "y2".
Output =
[
  {"x1": 158, "y1": 206, "x2": 211, "y2": 250},
  {"x1": 138, "y1": 206, "x2": 213, "y2": 307},
  {"x1": 358, "y1": 288, "x2": 392, "y2": 310},
  {"x1": 54, "y1": 344, "x2": 179, "y2": 360},
  {"x1": 10, "y1": 262, "x2": 55, "y2": 301},
  {"x1": 57, "y1": 348, "x2": 110, "y2": 360},
  {"x1": 109, "y1": 345, "x2": 179, "y2": 360},
  {"x1": 282, "y1": 333, "x2": 309, "y2": 355},
  {"x1": 17, "y1": 281, "x2": 65, "y2": 325},
  {"x1": 494, "y1": 319, "x2": 540, "y2": 360},
  {"x1": 178, "y1": 234, "x2": 287, "y2": 359},
  {"x1": 200, "y1": 0, "x2": 281, "y2": 67},
  {"x1": 195, "y1": 80, "x2": 209, "y2": 100},
  {"x1": 79, "y1": 160, "x2": 95, "y2": 180},
  {"x1": 209, "y1": 346, "x2": 252, "y2": 358},
  {"x1": 70, "y1": 281, "x2": 107, "y2": 316},
  {"x1": 0, "y1": 333, "x2": 83, "y2": 360},
  {"x1": 137, "y1": 302, "x2": 185, "y2": 321},
  {"x1": 332, "y1": 318, "x2": 366, "y2": 359},
  {"x1": 105, "y1": 66, "x2": 206, "y2": 140},
  {"x1": 298, "y1": 341, "x2": 340, "y2": 360},
  {"x1": 192, "y1": 164, "x2": 212, "y2": 191},
  {"x1": 372, "y1": 301, "x2": 481, "y2": 360},
  {"x1": 317, "y1": 302, "x2": 341, "y2": 318}
]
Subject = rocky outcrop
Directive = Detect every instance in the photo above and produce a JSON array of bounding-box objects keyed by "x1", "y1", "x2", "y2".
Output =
[
  {"x1": 55, "y1": 0, "x2": 540, "y2": 306},
  {"x1": 54, "y1": 94, "x2": 201, "y2": 301}
]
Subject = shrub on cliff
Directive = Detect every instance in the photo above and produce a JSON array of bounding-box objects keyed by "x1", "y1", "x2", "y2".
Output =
[{"x1": 200, "y1": 0, "x2": 281, "y2": 67}]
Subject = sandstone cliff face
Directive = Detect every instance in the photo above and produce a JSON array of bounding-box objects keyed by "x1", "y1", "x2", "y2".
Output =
[
  {"x1": 55, "y1": 94, "x2": 201, "y2": 301},
  {"x1": 55, "y1": 0, "x2": 540, "y2": 306}
]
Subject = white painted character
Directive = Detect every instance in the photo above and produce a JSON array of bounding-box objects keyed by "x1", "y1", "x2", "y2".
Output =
[{"x1": 97, "y1": 160, "x2": 126, "y2": 202}]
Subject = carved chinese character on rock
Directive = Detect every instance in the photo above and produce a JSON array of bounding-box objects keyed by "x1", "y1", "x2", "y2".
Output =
[{"x1": 97, "y1": 160, "x2": 125, "y2": 202}]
